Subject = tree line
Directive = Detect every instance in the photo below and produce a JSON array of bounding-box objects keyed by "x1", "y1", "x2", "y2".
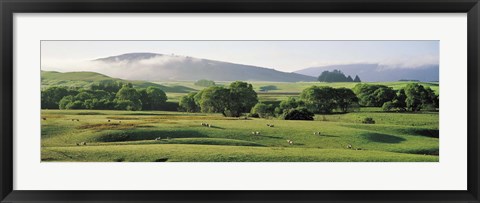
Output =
[
  {"x1": 41, "y1": 80, "x2": 167, "y2": 111},
  {"x1": 318, "y1": 70, "x2": 361, "y2": 82},
  {"x1": 42, "y1": 79, "x2": 439, "y2": 120}
]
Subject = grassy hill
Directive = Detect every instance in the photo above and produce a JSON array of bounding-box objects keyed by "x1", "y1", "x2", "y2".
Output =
[{"x1": 41, "y1": 70, "x2": 196, "y2": 93}]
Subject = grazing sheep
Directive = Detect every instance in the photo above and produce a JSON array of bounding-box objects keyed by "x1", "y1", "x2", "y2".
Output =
[
  {"x1": 255, "y1": 131, "x2": 260, "y2": 135},
  {"x1": 207, "y1": 124, "x2": 212, "y2": 128},
  {"x1": 288, "y1": 140, "x2": 294, "y2": 145},
  {"x1": 347, "y1": 144, "x2": 352, "y2": 149},
  {"x1": 287, "y1": 139, "x2": 291, "y2": 143},
  {"x1": 252, "y1": 132, "x2": 256, "y2": 135},
  {"x1": 317, "y1": 132, "x2": 321, "y2": 135},
  {"x1": 155, "y1": 137, "x2": 162, "y2": 141},
  {"x1": 313, "y1": 132, "x2": 317, "y2": 135}
]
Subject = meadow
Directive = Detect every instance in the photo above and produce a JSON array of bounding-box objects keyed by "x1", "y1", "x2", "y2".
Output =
[{"x1": 41, "y1": 108, "x2": 439, "y2": 162}]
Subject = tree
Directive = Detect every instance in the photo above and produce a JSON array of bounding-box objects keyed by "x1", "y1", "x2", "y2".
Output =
[
  {"x1": 179, "y1": 92, "x2": 200, "y2": 112},
  {"x1": 353, "y1": 84, "x2": 396, "y2": 107},
  {"x1": 392, "y1": 89, "x2": 407, "y2": 111},
  {"x1": 300, "y1": 86, "x2": 337, "y2": 113},
  {"x1": 353, "y1": 75, "x2": 361, "y2": 82},
  {"x1": 318, "y1": 70, "x2": 353, "y2": 82},
  {"x1": 334, "y1": 88, "x2": 359, "y2": 113},
  {"x1": 282, "y1": 107, "x2": 314, "y2": 120},
  {"x1": 227, "y1": 81, "x2": 258, "y2": 117},
  {"x1": 140, "y1": 86, "x2": 167, "y2": 110},
  {"x1": 251, "y1": 103, "x2": 274, "y2": 118},
  {"x1": 114, "y1": 85, "x2": 142, "y2": 111},
  {"x1": 41, "y1": 86, "x2": 77, "y2": 109},
  {"x1": 91, "y1": 80, "x2": 126, "y2": 93},
  {"x1": 275, "y1": 97, "x2": 304, "y2": 114},
  {"x1": 194, "y1": 79, "x2": 216, "y2": 87},
  {"x1": 196, "y1": 86, "x2": 230, "y2": 114},
  {"x1": 346, "y1": 75, "x2": 354, "y2": 82},
  {"x1": 404, "y1": 83, "x2": 438, "y2": 111}
]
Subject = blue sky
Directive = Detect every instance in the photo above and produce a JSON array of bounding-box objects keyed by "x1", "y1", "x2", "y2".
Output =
[{"x1": 41, "y1": 41, "x2": 439, "y2": 72}]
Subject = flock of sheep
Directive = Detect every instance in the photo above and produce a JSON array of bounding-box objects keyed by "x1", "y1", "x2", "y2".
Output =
[{"x1": 57, "y1": 116, "x2": 362, "y2": 150}]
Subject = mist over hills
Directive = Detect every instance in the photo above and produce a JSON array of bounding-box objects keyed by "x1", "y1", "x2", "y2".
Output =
[
  {"x1": 294, "y1": 63, "x2": 439, "y2": 82},
  {"x1": 92, "y1": 53, "x2": 317, "y2": 82}
]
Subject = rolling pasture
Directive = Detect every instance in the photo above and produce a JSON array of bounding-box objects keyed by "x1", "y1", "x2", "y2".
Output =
[{"x1": 41, "y1": 109, "x2": 439, "y2": 162}]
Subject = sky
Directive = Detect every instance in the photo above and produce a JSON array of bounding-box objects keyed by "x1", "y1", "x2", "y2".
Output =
[{"x1": 41, "y1": 41, "x2": 439, "y2": 72}]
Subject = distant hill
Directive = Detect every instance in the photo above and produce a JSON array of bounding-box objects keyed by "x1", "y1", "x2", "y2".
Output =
[
  {"x1": 294, "y1": 63, "x2": 439, "y2": 82},
  {"x1": 92, "y1": 53, "x2": 317, "y2": 82},
  {"x1": 41, "y1": 70, "x2": 196, "y2": 93}
]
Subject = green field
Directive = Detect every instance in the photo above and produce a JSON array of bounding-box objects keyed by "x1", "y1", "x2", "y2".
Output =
[{"x1": 41, "y1": 109, "x2": 439, "y2": 162}]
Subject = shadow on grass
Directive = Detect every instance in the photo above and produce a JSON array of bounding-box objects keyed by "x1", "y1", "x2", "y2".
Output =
[
  {"x1": 362, "y1": 133, "x2": 406, "y2": 144},
  {"x1": 94, "y1": 129, "x2": 207, "y2": 142}
]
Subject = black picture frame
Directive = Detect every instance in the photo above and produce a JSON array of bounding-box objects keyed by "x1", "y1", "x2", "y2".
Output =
[{"x1": 1, "y1": 0, "x2": 479, "y2": 202}]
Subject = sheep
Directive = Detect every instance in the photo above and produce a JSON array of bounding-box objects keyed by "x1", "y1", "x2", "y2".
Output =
[
  {"x1": 155, "y1": 137, "x2": 162, "y2": 141},
  {"x1": 347, "y1": 144, "x2": 352, "y2": 149},
  {"x1": 288, "y1": 140, "x2": 294, "y2": 145},
  {"x1": 251, "y1": 132, "x2": 256, "y2": 135},
  {"x1": 287, "y1": 139, "x2": 291, "y2": 143},
  {"x1": 207, "y1": 124, "x2": 212, "y2": 128},
  {"x1": 201, "y1": 122, "x2": 205, "y2": 126},
  {"x1": 255, "y1": 131, "x2": 260, "y2": 135}
]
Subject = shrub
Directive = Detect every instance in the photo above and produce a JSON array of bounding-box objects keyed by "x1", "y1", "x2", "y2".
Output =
[
  {"x1": 282, "y1": 108, "x2": 314, "y2": 120},
  {"x1": 362, "y1": 117, "x2": 375, "y2": 124},
  {"x1": 251, "y1": 103, "x2": 274, "y2": 118}
]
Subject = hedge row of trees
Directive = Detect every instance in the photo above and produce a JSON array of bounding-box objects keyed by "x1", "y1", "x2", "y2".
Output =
[
  {"x1": 41, "y1": 80, "x2": 167, "y2": 111},
  {"x1": 353, "y1": 83, "x2": 439, "y2": 112}
]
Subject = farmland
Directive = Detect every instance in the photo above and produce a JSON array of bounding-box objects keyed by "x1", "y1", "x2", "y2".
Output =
[{"x1": 41, "y1": 107, "x2": 439, "y2": 162}]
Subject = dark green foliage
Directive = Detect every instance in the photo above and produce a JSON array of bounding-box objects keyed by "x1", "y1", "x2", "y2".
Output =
[
  {"x1": 282, "y1": 107, "x2": 314, "y2": 120},
  {"x1": 194, "y1": 79, "x2": 216, "y2": 87},
  {"x1": 275, "y1": 97, "x2": 304, "y2": 115},
  {"x1": 91, "y1": 80, "x2": 126, "y2": 93},
  {"x1": 334, "y1": 88, "x2": 359, "y2": 113},
  {"x1": 251, "y1": 103, "x2": 275, "y2": 118},
  {"x1": 259, "y1": 85, "x2": 278, "y2": 92},
  {"x1": 404, "y1": 83, "x2": 438, "y2": 111},
  {"x1": 179, "y1": 92, "x2": 200, "y2": 112},
  {"x1": 41, "y1": 86, "x2": 78, "y2": 109},
  {"x1": 353, "y1": 84, "x2": 396, "y2": 107},
  {"x1": 317, "y1": 70, "x2": 355, "y2": 82},
  {"x1": 353, "y1": 75, "x2": 361, "y2": 82},
  {"x1": 139, "y1": 87, "x2": 168, "y2": 110},
  {"x1": 382, "y1": 101, "x2": 394, "y2": 111},
  {"x1": 300, "y1": 86, "x2": 339, "y2": 114},
  {"x1": 196, "y1": 86, "x2": 230, "y2": 114},
  {"x1": 362, "y1": 117, "x2": 376, "y2": 124},
  {"x1": 227, "y1": 81, "x2": 258, "y2": 117},
  {"x1": 114, "y1": 85, "x2": 142, "y2": 111}
]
